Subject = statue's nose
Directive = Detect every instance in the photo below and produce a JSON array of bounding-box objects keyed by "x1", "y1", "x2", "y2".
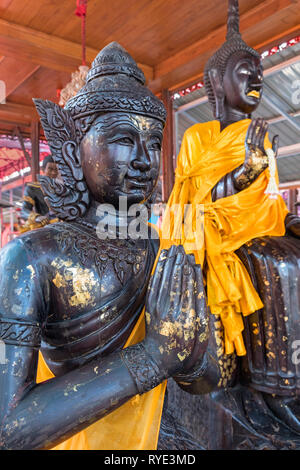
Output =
[
  {"x1": 131, "y1": 159, "x2": 151, "y2": 171},
  {"x1": 251, "y1": 69, "x2": 263, "y2": 84},
  {"x1": 132, "y1": 140, "x2": 151, "y2": 171}
]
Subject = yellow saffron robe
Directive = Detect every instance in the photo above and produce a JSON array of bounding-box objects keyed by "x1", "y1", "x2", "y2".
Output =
[{"x1": 159, "y1": 119, "x2": 288, "y2": 356}]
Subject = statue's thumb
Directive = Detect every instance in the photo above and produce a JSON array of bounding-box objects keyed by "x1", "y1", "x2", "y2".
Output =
[{"x1": 272, "y1": 135, "x2": 279, "y2": 157}]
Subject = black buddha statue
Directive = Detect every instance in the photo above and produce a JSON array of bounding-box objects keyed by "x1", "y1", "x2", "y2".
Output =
[
  {"x1": 167, "y1": 0, "x2": 300, "y2": 450},
  {"x1": 0, "y1": 43, "x2": 208, "y2": 450}
]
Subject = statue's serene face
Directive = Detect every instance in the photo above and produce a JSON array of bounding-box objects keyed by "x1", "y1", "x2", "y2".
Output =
[
  {"x1": 80, "y1": 112, "x2": 163, "y2": 207},
  {"x1": 223, "y1": 50, "x2": 263, "y2": 114}
]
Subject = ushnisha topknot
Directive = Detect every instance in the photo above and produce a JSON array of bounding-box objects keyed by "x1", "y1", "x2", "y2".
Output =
[
  {"x1": 204, "y1": 0, "x2": 260, "y2": 115},
  {"x1": 64, "y1": 41, "x2": 167, "y2": 124}
]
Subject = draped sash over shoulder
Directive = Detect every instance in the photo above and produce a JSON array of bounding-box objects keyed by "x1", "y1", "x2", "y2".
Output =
[{"x1": 160, "y1": 119, "x2": 288, "y2": 356}]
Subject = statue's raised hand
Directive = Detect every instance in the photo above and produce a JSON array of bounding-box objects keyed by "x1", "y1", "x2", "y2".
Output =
[
  {"x1": 142, "y1": 245, "x2": 208, "y2": 377},
  {"x1": 234, "y1": 118, "x2": 279, "y2": 190}
]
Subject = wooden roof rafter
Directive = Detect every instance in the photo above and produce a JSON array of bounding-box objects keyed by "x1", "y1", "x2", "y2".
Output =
[
  {"x1": 0, "y1": 0, "x2": 300, "y2": 134},
  {"x1": 0, "y1": 17, "x2": 154, "y2": 81}
]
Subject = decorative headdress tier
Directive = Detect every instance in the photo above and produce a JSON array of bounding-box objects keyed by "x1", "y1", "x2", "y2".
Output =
[
  {"x1": 64, "y1": 42, "x2": 166, "y2": 124},
  {"x1": 204, "y1": 0, "x2": 260, "y2": 114}
]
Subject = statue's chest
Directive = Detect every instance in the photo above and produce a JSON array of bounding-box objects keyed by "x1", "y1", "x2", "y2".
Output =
[
  {"x1": 41, "y1": 226, "x2": 154, "y2": 374},
  {"x1": 47, "y1": 225, "x2": 151, "y2": 318}
]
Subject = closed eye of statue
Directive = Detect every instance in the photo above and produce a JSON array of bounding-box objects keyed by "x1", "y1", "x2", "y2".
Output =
[
  {"x1": 110, "y1": 136, "x2": 135, "y2": 146},
  {"x1": 147, "y1": 138, "x2": 162, "y2": 151}
]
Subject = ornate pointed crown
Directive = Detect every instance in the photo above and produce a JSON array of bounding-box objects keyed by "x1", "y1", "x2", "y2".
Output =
[
  {"x1": 65, "y1": 42, "x2": 166, "y2": 124},
  {"x1": 204, "y1": 0, "x2": 260, "y2": 113}
]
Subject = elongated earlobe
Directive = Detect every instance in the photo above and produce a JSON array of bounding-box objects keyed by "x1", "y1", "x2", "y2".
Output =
[{"x1": 208, "y1": 68, "x2": 225, "y2": 121}]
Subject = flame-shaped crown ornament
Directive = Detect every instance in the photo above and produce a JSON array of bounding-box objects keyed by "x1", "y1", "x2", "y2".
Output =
[{"x1": 204, "y1": 0, "x2": 260, "y2": 115}]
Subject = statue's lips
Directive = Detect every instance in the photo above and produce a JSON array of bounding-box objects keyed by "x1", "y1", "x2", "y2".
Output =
[
  {"x1": 126, "y1": 176, "x2": 150, "y2": 188},
  {"x1": 246, "y1": 90, "x2": 261, "y2": 98}
]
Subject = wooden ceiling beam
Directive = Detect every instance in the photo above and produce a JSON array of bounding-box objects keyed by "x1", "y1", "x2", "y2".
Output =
[
  {"x1": 0, "y1": 119, "x2": 31, "y2": 129},
  {"x1": 151, "y1": 0, "x2": 295, "y2": 93},
  {"x1": 0, "y1": 18, "x2": 154, "y2": 82},
  {"x1": 0, "y1": 102, "x2": 38, "y2": 122},
  {"x1": 0, "y1": 57, "x2": 40, "y2": 99}
]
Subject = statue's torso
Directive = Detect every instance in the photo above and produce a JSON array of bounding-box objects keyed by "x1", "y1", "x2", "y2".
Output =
[{"x1": 18, "y1": 222, "x2": 157, "y2": 376}]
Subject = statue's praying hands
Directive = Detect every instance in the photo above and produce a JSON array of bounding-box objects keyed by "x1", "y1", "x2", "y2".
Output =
[{"x1": 142, "y1": 245, "x2": 209, "y2": 378}]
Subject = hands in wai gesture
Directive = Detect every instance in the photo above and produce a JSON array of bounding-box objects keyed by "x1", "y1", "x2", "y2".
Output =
[{"x1": 142, "y1": 245, "x2": 209, "y2": 378}]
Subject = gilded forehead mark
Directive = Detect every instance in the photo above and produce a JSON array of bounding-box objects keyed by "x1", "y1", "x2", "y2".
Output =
[
  {"x1": 127, "y1": 115, "x2": 161, "y2": 132},
  {"x1": 93, "y1": 113, "x2": 163, "y2": 134}
]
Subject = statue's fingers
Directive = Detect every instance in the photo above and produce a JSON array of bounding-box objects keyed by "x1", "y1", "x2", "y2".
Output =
[
  {"x1": 156, "y1": 245, "x2": 178, "y2": 312},
  {"x1": 177, "y1": 256, "x2": 196, "y2": 321},
  {"x1": 258, "y1": 120, "x2": 268, "y2": 150},
  {"x1": 146, "y1": 249, "x2": 168, "y2": 307},
  {"x1": 183, "y1": 266, "x2": 209, "y2": 370},
  {"x1": 246, "y1": 119, "x2": 256, "y2": 146},
  {"x1": 272, "y1": 135, "x2": 279, "y2": 157},
  {"x1": 252, "y1": 117, "x2": 262, "y2": 148},
  {"x1": 194, "y1": 266, "x2": 209, "y2": 343},
  {"x1": 161, "y1": 249, "x2": 185, "y2": 320},
  {"x1": 182, "y1": 263, "x2": 208, "y2": 370},
  {"x1": 194, "y1": 264, "x2": 207, "y2": 319}
]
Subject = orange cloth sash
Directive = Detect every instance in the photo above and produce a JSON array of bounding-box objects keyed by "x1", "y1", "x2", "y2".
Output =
[{"x1": 36, "y1": 311, "x2": 167, "y2": 450}]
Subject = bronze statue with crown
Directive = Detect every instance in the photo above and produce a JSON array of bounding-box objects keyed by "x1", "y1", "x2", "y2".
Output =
[
  {"x1": 0, "y1": 42, "x2": 208, "y2": 450},
  {"x1": 164, "y1": 0, "x2": 300, "y2": 450}
]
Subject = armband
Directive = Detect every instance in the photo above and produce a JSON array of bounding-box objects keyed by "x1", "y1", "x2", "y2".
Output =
[
  {"x1": 121, "y1": 343, "x2": 168, "y2": 394},
  {"x1": 0, "y1": 317, "x2": 41, "y2": 348}
]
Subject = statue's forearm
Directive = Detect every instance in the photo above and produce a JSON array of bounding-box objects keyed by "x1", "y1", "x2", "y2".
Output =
[
  {"x1": 233, "y1": 147, "x2": 269, "y2": 192},
  {"x1": 0, "y1": 344, "x2": 162, "y2": 450},
  {"x1": 212, "y1": 167, "x2": 263, "y2": 202},
  {"x1": 284, "y1": 212, "x2": 300, "y2": 238},
  {"x1": 211, "y1": 170, "x2": 237, "y2": 201},
  {"x1": 285, "y1": 212, "x2": 300, "y2": 230},
  {"x1": 232, "y1": 163, "x2": 258, "y2": 191},
  {"x1": 212, "y1": 155, "x2": 268, "y2": 201}
]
